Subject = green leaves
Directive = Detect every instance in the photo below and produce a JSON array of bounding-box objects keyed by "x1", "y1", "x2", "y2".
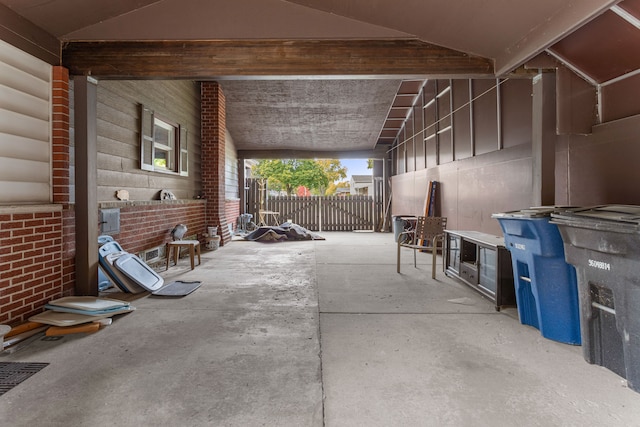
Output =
[{"x1": 253, "y1": 159, "x2": 346, "y2": 195}]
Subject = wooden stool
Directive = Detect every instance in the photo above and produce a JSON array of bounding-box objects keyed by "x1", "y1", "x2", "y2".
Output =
[{"x1": 166, "y1": 240, "x2": 201, "y2": 270}]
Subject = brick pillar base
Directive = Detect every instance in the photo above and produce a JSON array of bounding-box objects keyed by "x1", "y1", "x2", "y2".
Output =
[{"x1": 201, "y1": 82, "x2": 231, "y2": 245}]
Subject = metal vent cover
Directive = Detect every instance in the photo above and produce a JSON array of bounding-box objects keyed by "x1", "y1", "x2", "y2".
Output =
[
  {"x1": 0, "y1": 362, "x2": 49, "y2": 396},
  {"x1": 145, "y1": 248, "x2": 160, "y2": 262}
]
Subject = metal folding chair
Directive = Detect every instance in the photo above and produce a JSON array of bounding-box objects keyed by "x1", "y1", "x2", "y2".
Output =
[{"x1": 397, "y1": 216, "x2": 447, "y2": 279}]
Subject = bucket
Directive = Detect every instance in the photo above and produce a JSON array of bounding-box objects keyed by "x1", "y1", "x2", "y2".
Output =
[
  {"x1": 206, "y1": 235, "x2": 221, "y2": 250},
  {"x1": 207, "y1": 226, "x2": 218, "y2": 236}
]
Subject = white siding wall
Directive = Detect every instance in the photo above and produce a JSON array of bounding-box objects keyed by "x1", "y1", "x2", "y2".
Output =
[
  {"x1": 225, "y1": 129, "x2": 239, "y2": 200},
  {"x1": 0, "y1": 40, "x2": 51, "y2": 204}
]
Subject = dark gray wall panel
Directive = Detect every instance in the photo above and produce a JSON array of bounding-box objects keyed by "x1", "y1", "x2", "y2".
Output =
[
  {"x1": 556, "y1": 66, "x2": 597, "y2": 135},
  {"x1": 501, "y1": 79, "x2": 533, "y2": 148},
  {"x1": 601, "y1": 73, "x2": 640, "y2": 123},
  {"x1": 392, "y1": 144, "x2": 532, "y2": 236},
  {"x1": 438, "y1": 128, "x2": 453, "y2": 164},
  {"x1": 405, "y1": 114, "x2": 415, "y2": 172},
  {"x1": 452, "y1": 79, "x2": 472, "y2": 160},
  {"x1": 567, "y1": 114, "x2": 640, "y2": 206},
  {"x1": 555, "y1": 135, "x2": 570, "y2": 206},
  {"x1": 472, "y1": 79, "x2": 499, "y2": 155}
]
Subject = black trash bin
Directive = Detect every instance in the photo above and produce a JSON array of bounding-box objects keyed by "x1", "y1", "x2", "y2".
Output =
[{"x1": 551, "y1": 205, "x2": 640, "y2": 392}]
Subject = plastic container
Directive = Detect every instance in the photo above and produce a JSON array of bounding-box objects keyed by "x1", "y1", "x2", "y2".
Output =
[
  {"x1": 392, "y1": 215, "x2": 417, "y2": 242},
  {"x1": 98, "y1": 235, "x2": 115, "y2": 291},
  {"x1": 205, "y1": 226, "x2": 219, "y2": 250},
  {"x1": 493, "y1": 208, "x2": 581, "y2": 344},
  {"x1": 551, "y1": 205, "x2": 640, "y2": 392},
  {"x1": 238, "y1": 213, "x2": 253, "y2": 232},
  {"x1": 206, "y1": 235, "x2": 221, "y2": 250}
]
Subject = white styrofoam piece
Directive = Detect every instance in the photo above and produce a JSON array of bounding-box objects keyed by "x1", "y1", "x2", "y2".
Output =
[
  {"x1": 29, "y1": 307, "x2": 135, "y2": 327},
  {"x1": 47, "y1": 296, "x2": 129, "y2": 311}
]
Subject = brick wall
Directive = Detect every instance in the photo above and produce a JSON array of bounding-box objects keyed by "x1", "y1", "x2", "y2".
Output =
[
  {"x1": 0, "y1": 208, "x2": 65, "y2": 325},
  {"x1": 0, "y1": 66, "x2": 76, "y2": 326},
  {"x1": 104, "y1": 201, "x2": 206, "y2": 254},
  {"x1": 2, "y1": 67, "x2": 218, "y2": 325},
  {"x1": 225, "y1": 199, "x2": 240, "y2": 234}
]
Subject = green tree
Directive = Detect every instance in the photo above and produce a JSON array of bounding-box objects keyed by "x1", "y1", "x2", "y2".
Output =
[
  {"x1": 253, "y1": 159, "x2": 330, "y2": 195},
  {"x1": 326, "y1": 180, "x2": 350, "y2": 196},
  {"x1": 317, "y1": 159, "x2": 348, "y2": 182},
  {"x1": 315, "y1": 159, "x2": 347, "y2": 196}
]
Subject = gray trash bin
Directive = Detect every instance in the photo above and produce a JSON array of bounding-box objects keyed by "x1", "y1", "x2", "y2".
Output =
[
  {"x1": 551, "y1": 205, "x2": 640, "y2": 392},
  {"x1": 392, "y1": 215, "x2": 417, "y2": 242}
]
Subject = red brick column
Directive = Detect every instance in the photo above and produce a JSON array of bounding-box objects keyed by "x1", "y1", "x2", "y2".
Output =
[
  {"x1": 52, "y1": 67, "x2": 70, "y2": 205},
  {"x1": 52, "y1": 66, "x2": 75, "y2": 294},
  {"x1": 201, "y1": 82, "x2": 231, "y2": 245}
]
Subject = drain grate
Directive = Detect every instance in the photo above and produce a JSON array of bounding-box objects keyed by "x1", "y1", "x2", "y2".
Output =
[{"x1": 0, "y1": 362, "x2": 49, "y2": 396}]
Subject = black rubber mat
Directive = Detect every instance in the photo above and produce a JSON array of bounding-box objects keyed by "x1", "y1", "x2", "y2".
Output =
[{"x1": 0, "y1": 362, "x2": 49, "y2": 396}]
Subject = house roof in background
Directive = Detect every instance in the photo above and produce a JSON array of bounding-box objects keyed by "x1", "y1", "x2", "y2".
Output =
[{"x1": 351, "y1": 175, "x2": 373, "y2": 184}]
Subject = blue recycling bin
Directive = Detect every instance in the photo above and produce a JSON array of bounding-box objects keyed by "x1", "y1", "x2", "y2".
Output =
[{"x1": 492, "y1": 208, "x2": 581, "y2": 345}]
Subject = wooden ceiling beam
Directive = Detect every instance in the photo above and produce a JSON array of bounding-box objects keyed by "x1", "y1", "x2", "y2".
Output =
[{"x1": 62, "y1": 39, "x2": 494, "y2": 79}]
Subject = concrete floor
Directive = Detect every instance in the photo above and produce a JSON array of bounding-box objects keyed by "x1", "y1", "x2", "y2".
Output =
[{"x1": 1, "y1": 231, "x2": 639, "y2": 426}]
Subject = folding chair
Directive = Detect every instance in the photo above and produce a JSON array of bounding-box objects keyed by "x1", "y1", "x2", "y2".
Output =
[{"x1": 397, "y1": 216, "x2": 447, "y2": 279}]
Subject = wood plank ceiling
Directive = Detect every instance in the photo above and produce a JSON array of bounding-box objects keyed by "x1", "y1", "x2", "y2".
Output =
[{"x1": 0, "y1": 0, "x2": 630, "y2": 157}]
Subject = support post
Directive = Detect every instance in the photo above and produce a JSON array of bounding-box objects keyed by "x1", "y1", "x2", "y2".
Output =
[
  {"x1": 238, "y1": 157, "x2": 246, "y2": 214},
  {"x1": 532, "y1": 73, "x2": 557, "y2": 206},
  {"x1": 73, "y1": 76, "x2": 99, "y2": 296}
]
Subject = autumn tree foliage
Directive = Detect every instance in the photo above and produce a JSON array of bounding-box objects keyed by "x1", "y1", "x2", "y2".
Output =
[{"x1": 253, "y1": 159, "x2": 349, "y2": 195}]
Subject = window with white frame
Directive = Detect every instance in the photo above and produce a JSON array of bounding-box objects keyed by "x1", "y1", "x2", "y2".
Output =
[{"x1": 140, "y1": 104, "x2": 188, "y2": 176}]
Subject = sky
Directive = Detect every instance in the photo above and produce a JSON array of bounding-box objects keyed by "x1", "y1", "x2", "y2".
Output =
[{"x1": 341, "y1": 158, "x2": 371, "y2": 181}]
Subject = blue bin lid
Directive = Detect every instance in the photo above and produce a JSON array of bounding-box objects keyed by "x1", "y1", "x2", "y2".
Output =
[
  {"x1": 550, "y1": 205, "x2": 640, "y2": 233},
  {"x1": 98, "y1": 235, "x2": 114, "y2": 245}
]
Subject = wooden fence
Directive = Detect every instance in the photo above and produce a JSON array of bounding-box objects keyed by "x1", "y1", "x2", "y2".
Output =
[{"x1": 246, "y1": 182, "x2": 374, "y2": 231}]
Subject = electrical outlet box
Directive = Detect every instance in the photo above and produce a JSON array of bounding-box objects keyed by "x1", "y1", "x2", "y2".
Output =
[{"x1": 100, "y1": 208, "x2": 120, "y2": 234}]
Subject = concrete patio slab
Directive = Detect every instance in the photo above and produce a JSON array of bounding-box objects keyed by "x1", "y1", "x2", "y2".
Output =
[
  {"x1": 0, "y1": 239, "x2": 323, "y2": 427},
  {"x1": 321, "y1": 312, "x2": 638, "y2": 427},
  {"x1": 1, "y1": 231, "x2": 639, "y2": 427},
  {"x1": 318, "y1": 264, "x2": 495, "y2": 315}
]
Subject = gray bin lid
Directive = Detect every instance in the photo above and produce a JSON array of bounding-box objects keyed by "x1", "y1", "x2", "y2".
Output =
[
  {"x1": 114, "y1": 253, "x2": 164, "y2": 292},
  {"x1": 550, "y1": 205, "x2": 640, "y2": 233},
  {"x1": 492, "y1": 206, "x2": 576, "y2": 219}
]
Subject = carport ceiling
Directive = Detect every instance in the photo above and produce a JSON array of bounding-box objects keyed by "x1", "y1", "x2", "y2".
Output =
[
  {"x1": 220, "y1": 79, "x2": 404, "y2": 155},
  {"x1": 0, "y1": 0, "x2": 621, "y2": 156}
]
